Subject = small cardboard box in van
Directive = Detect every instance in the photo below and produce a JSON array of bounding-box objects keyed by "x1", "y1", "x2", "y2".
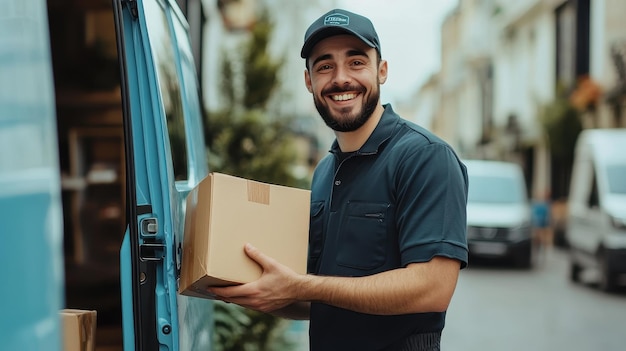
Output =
[
  {"x1": 179, "y1": 172, "x2": 310, "y2": 298},
  {"x1": 60, "y1": 309, "x2": 97, "y2": 351}
]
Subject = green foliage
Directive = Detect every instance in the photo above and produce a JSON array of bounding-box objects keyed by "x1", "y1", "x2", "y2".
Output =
[
  {"x1": 538, "y1": 88, "x2": 584, "y2": 198},
  {"x1": 213, "y1": 302, "x2": 295, "y2": 351},
  {"x1": 217, "y1": 12, "x2": 283, "y2": 111},
  {"x1": 204, "y1": 10, "x2": 303, "y2": 351},
  {"x1": 242, "y1": 18, "x2": 283, "y2": 110},
  {"x1": 205, "y1": 108, "x2": 300, "y2": 187},
  {"x1": 206, "y1": 12, "x2": 300, "y2": 188},
  {"x1": 539, "y1": 92, "x2": 582, "y2": 162}
]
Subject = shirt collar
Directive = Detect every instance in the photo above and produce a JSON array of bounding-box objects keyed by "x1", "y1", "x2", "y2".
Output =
[{"x1": 330, "y1": 103, "x2": 399, "y2": 155}]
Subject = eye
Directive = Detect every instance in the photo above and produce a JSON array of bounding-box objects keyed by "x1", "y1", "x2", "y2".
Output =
[{"x1": 316, "y1": 64, "x2": 332, "y2": 72}]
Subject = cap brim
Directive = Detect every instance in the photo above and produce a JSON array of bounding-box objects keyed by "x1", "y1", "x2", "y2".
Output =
[{"x1": 300, "y1": 26, "x2": 376, "y2": 58}]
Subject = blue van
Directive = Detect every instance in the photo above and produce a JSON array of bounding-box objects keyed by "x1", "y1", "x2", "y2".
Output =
[{"x1": 1, "y1": 0, "x2": 214, "y2": 350}]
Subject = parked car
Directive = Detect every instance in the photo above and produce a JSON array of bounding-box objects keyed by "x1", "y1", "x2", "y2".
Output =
[
  {"x1": 566, "y1": 128, "x2": 626, "y2": 292},
  {"x1": 464, "y1": 159, "x2": 534, "y2": 268}
]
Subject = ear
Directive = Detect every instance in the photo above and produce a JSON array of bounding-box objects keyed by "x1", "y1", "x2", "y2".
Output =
[
  {"x1": 378, "y1": 59, "x2": 388, "y2": 85},
  {"x1": 304, "y1": 69, "x2": 313, "y2": 93}
]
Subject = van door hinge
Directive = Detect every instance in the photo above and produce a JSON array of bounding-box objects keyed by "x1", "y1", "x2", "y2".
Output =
[
  {"x1": 139, "y1": 243, "x2": 165, "y2": 261},
  {"x1": 139, "y1": 217, "x2": 165, "y2": 261}
]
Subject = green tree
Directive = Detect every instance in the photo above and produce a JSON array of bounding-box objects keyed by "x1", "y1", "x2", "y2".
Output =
[
  {"x1": 539, "y1": 87, "x2": 583, "y2": 199},
  {"x1": 204, "y1": 14, "x2": 301, "y2": 188},
  {"x1": 242, "y1": 17, "x2": 281, "y2": 110},
  {"x1": 204, "y1": 12, "x2": 302, "y2": 351}
]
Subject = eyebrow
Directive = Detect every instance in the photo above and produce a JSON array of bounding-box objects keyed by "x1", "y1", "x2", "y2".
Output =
[
  {"x1": 310, "y1": 49, "x2": 371, "y2": 68},
  {"x1": 346, "y1": 49, "x2": 369, "y2": 58},
  {"x1": 311, "y1": 54, "x2": 332, "y2": 67}
]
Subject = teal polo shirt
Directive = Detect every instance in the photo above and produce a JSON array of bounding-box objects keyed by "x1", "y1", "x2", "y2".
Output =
[{"x1": 308, "y1": 104, "x2": 468, "y2": 351}]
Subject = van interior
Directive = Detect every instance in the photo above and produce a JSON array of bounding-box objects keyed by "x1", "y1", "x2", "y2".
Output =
[{"x1": 47, "y1": 1, "x2": 125, "y2": 350}]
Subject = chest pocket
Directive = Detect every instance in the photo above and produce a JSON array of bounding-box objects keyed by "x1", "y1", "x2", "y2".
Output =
[
  {"x1": 337, "y1": 201, "x2": 390, "y2": 271},
  {"x1": 308, "y1": 201, "x2": 325, "y2": 273}
]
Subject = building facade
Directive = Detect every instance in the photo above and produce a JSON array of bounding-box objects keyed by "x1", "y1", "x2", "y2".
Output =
[{"x1": 415, "y1": 0, "x2": 626, "y2": 200}]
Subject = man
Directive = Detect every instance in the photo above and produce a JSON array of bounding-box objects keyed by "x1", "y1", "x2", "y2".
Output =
[{"x1": 209, "y1": 9, "x2": 468, "y2": 351}]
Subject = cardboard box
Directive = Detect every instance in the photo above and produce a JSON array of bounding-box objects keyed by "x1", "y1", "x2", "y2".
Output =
[
  {"x1": 179, "y1": 172, "x2": 310, "y2": 298},
  {"x1": 60, "y1": 309, "x2": 97, "y2": 351}
]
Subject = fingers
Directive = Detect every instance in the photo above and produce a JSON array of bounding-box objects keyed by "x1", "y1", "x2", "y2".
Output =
[
  {"x1": 207, "y1": 285, "x2": 278, "y2": 313},
  {"x1": 244, "y1": 243, "x2": 263, "y2": 262},
  {"x1": 244, "y1": 243, "x2": 277, "y2": 269},
  {"x1": 209, "y1": 283, "x2": 250, "y2": 299},
  {"x1": 207, "y1": 244, "x2": 266, "y2": 299}
]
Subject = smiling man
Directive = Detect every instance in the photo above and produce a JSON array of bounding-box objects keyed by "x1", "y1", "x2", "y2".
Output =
[{"x1": 209, "y1": 9, "x2": 469, "y2": 351}]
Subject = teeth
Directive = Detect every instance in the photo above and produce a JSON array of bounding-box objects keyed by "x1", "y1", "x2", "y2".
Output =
[{"x1": 332, "y1": 93, "x2": 356, "y2": 101}]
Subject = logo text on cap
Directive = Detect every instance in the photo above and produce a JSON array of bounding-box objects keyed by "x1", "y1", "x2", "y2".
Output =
[{"x1": 324, "y1": 13, "x2": 349, "y2": 26}]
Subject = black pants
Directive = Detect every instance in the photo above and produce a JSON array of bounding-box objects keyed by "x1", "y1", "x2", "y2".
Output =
[{"x1": 385, "y1": 332, "x2": 442, "y2": 351}]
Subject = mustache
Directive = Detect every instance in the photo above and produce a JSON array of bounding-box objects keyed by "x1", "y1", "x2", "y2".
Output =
[{"x1": 321, "y1": 85, "x2": 366, "y2": 95}]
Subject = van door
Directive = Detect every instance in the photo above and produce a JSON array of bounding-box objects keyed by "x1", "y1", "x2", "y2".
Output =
[
  {"x1": 112, "y1": 0, "x2": 212, "y2": 350},
  {"x1": 0, "y1": 2, "x2": 64, "y2": 350},
  {"x1": 567, "y1": 146, "x2": 601, "y2": 257}
]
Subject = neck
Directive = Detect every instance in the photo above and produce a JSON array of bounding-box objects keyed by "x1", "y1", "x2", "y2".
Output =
[{"x1": 335, "y1": 104, "x2": 385, "y2": 152}]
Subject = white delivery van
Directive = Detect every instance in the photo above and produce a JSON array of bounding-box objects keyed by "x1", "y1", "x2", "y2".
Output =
[{"x1": 567, "y1": 128, "x2": 626, "y2": 292}]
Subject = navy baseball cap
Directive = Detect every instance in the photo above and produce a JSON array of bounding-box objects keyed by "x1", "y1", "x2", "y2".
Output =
[{"x1": 300, "y1": 9, "x2": 381, "y2": 59}]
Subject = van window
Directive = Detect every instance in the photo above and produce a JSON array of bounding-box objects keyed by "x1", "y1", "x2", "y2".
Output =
[
  {"x1": 145, "y1": 0, "x2": 189, "y2": 180},
  {"x1": 607, "y1": 164, "x2": 626, "y2": 194},
  {"x1": 172, "y1": 12, "x2": 207, "y2": 183},
  {"x1": 468, "y1": 175, "x2": 525, "y2": 204}
]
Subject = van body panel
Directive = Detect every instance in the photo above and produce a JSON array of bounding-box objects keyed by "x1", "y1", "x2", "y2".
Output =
[
  {"x1": 2, "y1": 0, "x2": 213, "y2": 349},
  {"x1": 567, "y1": 128, "x2": 626, "y2": 290},
  {"x1": 0, "y1": 2, "x2": 64, "y2": 350},
  {"x1": 603, "y1": 195, "x2": 626, "y2": 248},
  {"x1": 605, "y1": 195, "x2": 626, "y2": 218},
  {"x1": 114, "y1": 0, "x2": 212, "y2": 349}
]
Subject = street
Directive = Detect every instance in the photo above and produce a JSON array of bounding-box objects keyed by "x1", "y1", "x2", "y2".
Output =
[{"x1": 442, "y1": 248, "x2": 626, "y2": 350}]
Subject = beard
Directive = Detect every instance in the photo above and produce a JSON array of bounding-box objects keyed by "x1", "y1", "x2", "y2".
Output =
[{"x1": 313, "y1": 83, "x2": 380, "y2": 132}]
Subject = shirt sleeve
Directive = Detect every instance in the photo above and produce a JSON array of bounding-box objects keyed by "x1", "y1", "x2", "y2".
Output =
[{"x1": 395, "y1": 143, "x2": 469, "y2": 268}]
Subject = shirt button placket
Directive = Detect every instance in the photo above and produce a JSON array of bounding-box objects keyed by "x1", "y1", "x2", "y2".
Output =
[{"x1": 334, "y1": 180, "x2": 341, "y2": 186}]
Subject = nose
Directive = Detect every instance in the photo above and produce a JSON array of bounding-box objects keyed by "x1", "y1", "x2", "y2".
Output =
[{"x1": 331, "y1": 65, "x2": 351, "y2": 87}]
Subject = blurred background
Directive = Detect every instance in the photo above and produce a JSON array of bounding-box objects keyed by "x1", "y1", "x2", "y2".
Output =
[{"x1": 14, "y1": 0, "x2": 626, "y2": 350}]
